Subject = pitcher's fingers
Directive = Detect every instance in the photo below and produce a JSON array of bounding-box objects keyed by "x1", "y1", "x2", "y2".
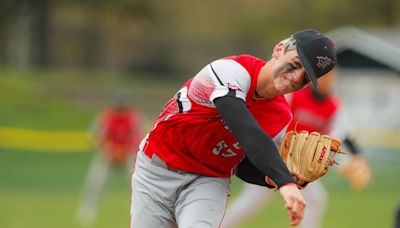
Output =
[
  {"x1": 285, "y1": 196, "x2": 294, "y2": 211},
  {"x1": 296, "y1": 197, "x2": 306, "y2": 217},
  {"x1": 285, "y1": 199, "x2": 297, "y2": 226},
  {"x1": 290, "y1": 199, "x2": 305, "y2": 224},
  {"x1": 288, "y1": 208, "x2": 302, "y2": 226},
  {"x1": 297, "y1": 197, "x2": 306, "y2": 211},
  {"x1": 291, "y1": 206, "x2": 300, "y2": 220},
  {"x1": 287, "y1": 207, "x2": 297, "y2": 226},
  {"x1": 289, "y1": 214, "x2": 302, "y2": 226}
]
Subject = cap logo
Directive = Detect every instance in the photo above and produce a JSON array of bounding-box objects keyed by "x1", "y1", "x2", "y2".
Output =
[{"x1": 316, "y1": 56, "x2": 332, "y2": 69}]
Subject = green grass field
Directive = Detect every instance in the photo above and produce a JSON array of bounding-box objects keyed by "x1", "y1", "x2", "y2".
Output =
[
  {"x1": 0, "y1": 148, "x2": 399, "y2": 228},
  {"x1": 0, "y1": 69, "x2": 399, "y2": 228}
]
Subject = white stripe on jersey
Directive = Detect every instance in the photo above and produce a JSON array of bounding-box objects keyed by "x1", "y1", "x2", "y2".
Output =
[
  {"x1": 188, "y1": 59, "x2": 251, "y2": 108},
  {"x1": 209, "y1": 59, "x2": 250, "y2": 102}
]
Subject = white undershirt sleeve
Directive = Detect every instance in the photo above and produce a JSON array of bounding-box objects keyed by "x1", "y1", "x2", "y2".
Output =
[{"x1": 187, "y1": 59, "x2": 251, "y2": 107}]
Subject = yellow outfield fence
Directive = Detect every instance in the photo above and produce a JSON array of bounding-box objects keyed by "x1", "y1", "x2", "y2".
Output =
[
  {"x1": 0, "y1": 127, "x2": 92, "y2": 152},
  {"x1": 354, "y1": 128, "x2": 400, "y2": 151},
  {"x1": 0, "y1": 127, "x2": 399, "y2": 153}
]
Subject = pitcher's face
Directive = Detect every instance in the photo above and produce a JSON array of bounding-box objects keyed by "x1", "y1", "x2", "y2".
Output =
[{"x1": 272, "y1": 50, "x2": 310, "y2": 94}]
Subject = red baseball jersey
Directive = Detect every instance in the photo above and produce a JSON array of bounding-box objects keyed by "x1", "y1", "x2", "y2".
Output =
[
  {"x1": 286, "y1": 87, "x2": 340, "y2": 134},
  {"x1": 142, "y1": 55, "x2": 292, "y2": 177},
  {"x1": 100, "y1": 108, "x2": 142, "y2": 163}
]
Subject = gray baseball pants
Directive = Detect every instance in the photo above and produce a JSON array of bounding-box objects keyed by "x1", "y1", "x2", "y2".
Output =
[{"x1": 130, "y1": 151, "x2": 231, "y2": 228}]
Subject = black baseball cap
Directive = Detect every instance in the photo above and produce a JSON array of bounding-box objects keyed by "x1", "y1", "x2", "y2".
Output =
[{"x1": 293, "y1": 29, "x2": 336, "y2": 90}]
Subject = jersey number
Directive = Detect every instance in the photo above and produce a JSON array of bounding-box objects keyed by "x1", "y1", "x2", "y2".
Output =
[{"x1": 212, "y1": 140, "x2": 239, "y2": 158}]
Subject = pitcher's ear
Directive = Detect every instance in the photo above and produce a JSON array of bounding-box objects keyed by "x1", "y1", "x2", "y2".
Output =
[{"x1": 272, "y1": 41, "x2": 285, "y2": 59}]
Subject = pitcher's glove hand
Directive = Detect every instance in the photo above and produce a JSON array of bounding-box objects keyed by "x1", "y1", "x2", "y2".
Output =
[
  {"x1": 338, "y1": 155, "x2": 371, "y2": 192},
  {"x1": 279, "y1": 130, "x2": 345, "y2": 188}
]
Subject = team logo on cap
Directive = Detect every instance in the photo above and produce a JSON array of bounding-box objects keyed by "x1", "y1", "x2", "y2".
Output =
[{"x1": 316, "y1": 56, "x2": 332, "y2": 69}]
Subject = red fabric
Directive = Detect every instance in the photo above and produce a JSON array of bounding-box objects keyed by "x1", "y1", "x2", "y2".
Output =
[
  {"x1": 144, "y1": 55, "x2": 291, "y2": 177},
  {"x1": 287, "y1": 87, "x2": 339, "y2": 133},
  {"x1": 100, "y1": 108, "x2": 142, "y2": 163}
]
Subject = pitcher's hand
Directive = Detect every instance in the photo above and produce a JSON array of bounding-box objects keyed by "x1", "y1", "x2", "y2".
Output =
[{"x1": 279, "y1": 183, "x2": 306, "y2": 226}]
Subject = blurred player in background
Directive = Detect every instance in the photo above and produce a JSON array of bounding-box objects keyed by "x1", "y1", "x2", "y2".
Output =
[
  {"x1": 77, "y1": 89, "x2": 145, "y2": 226},
  {"x1": 221, "y1": 68, "x2": 372, "y2": 228}
]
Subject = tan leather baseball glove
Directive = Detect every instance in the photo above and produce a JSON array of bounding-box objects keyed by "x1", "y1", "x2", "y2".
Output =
[
  {"x1": 279, "y1": 130, "x2": 345, "y2": 186},
  {"x1": 338, "y1": 154, "x2": 371, "y2": 192}
]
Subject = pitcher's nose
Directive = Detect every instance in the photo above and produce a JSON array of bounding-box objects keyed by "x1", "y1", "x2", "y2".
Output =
[{"x1": 292, "y1": 68, "x2": 306, "y2": 83}]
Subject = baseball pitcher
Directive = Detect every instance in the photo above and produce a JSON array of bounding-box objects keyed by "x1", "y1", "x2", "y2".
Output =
[{"x1": 130, "y1": 29, "x2": 338, "y2": 228}]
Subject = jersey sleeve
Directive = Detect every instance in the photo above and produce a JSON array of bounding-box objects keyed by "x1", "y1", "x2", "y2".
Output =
[{"x1": 188, "y1": 59, "x2": 251, "y2": 107}]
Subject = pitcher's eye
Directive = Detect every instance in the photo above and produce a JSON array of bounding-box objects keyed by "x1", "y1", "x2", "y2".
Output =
[{"x1": 285, "y1": 63, "x2": 297, "y2": 71}]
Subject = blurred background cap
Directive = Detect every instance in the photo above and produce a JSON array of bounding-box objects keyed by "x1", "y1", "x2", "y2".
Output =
[{"x1": 113, "y1": 88, "x2": 133, "y2": 109}]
